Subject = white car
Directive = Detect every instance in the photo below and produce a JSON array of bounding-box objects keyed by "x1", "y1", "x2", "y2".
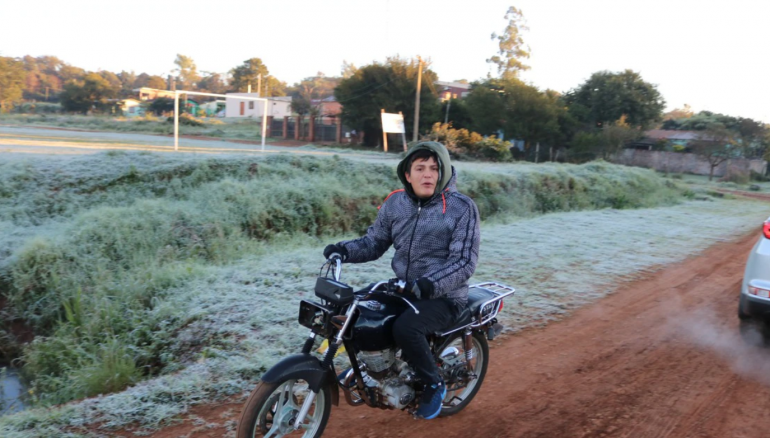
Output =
[{"x1": 739, "y1": 217, "x2": 770, "y2": 344}]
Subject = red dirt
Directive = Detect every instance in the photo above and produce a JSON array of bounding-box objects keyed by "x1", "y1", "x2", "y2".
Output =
[{"x1": 110, "y1": 230, "x2": 769, "y2": 438}]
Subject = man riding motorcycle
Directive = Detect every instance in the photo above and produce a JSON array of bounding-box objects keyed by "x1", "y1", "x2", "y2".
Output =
[{"x1": 323, "y1": 141, "x2": 481, "y2": 419}]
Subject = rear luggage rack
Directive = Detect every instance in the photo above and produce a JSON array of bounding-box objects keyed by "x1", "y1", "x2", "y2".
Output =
[{"x1": 469, "y1": 282, "x2": 516, "y2": 328}]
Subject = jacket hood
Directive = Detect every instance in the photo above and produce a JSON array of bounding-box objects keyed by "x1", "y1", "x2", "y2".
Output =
[{"x1": 397, "y1": 141, "x2": 453, "y2": 198}]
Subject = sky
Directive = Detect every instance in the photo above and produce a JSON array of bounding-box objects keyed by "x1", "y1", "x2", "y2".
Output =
[{"x1": 2, "y1": 0, "x2": 768, "y2": 123}]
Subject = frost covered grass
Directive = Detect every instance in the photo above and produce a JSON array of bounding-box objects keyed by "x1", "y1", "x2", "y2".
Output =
[
  {"x1": 1, "y1": 197, "x2": 768, "y2": 437},
  {"x1": 0, "y1": 114, "x2": 272, "y2": 141},
  {"x1": 0, "y1": 150, "x2": 701, "y2": 434}
]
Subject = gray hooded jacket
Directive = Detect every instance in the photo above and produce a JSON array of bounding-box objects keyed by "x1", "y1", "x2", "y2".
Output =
[{"x1": 338, "y1": 142, "x2": 480, "y2": 305}]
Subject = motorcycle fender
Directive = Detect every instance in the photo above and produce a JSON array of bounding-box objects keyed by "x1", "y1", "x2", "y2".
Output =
[{"x1": 261, "y1": 353, "x2": 339, "y2": 406}]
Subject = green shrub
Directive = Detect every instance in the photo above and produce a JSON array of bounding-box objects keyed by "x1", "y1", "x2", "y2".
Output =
[{"x1": 423, "y1": 123, "x2": 513, "y2": 162}]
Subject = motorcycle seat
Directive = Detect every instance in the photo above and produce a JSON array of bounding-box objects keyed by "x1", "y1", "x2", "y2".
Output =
[{"x1": 440, "y1": 287, "x2": 499, "y2": 334}]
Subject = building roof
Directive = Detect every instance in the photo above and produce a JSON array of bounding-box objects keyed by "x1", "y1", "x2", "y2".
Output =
[{"x1": 435, "y1": 80, "x2": 471, "y2": 90}]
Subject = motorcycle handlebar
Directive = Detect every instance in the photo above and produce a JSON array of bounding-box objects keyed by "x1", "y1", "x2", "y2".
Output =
[{"x1": 319, "y1": 261, "x2": 420, "y2": 314}]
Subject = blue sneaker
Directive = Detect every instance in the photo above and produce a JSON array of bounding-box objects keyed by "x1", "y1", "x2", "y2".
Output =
[{"x1": 415, "y1": 381, "x2": 446, "y2": 419}]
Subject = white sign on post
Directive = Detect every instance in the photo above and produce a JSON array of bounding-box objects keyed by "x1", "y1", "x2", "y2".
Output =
[
  {"x1": 381, "y1": 111, "x2": 408, "y2": 152},
  {"x1": 381, "y1": 112, "x2": 405, "y2": 133}
]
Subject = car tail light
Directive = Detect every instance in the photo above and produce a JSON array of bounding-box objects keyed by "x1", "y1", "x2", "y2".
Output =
[
  {"x1": 749, "y1": 285, "x2": 770, "y2": 299},
  {"x1": 763, "y1": 221, "x2": 770, "y2": 239},
  {"x1": 498, "y1": 301, "x2": 504, "y2": 312}
]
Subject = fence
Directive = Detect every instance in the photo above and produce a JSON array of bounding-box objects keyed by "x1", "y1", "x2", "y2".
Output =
[
  {"x1": 613, "y1": 149, "x2": 767, "y2": 177},
  {"x1": 272, "y1": 115, "x2": 352, "y2": 143}
]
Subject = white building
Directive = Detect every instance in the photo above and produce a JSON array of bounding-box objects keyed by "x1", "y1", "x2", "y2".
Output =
[{"x1": 225, "y1": 94, "x2": 292, "y2": 119}]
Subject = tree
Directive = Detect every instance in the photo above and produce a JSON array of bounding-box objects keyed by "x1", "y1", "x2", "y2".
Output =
[
  {"x1": 564, "y1": 70, "x2": 665, "y2": 129},
  {"x1": 691, "y1": 124, "x2": 738, "y2": 181},
  {"x1": 288, "y1": 73, "x2": 341, "y2": 116},
  {"x1": 135, "y1": 73, "x2": 167, "y2": 90},
  {"x1": 487, "y1": 6, "x2": 530, "y2": 79},
  {"x1": 198, "y1": 72, "x2": 227, "y2": 94},
  {"x1": 173, "y1": 54, "x2": 201, "y2": 90},
  {"x1": 229, "y1": 58, "x2": 286, "y2": 96},
  {"x1": 148, "y1": 97, "x2": 175, "y2": 115},
  {"x1": 341, "y1": 60, "x2": 358, "y2": 79},
  {"x1": 117, "y1": 70, "x2": 137, "y2": 97},
  {"x1": 60, "y1": 72, "x2": 117, "y2": 114},
  {"x1": 335, "y1": 56, "x2": 440, "y2": 146},
  {"x1": 0, "y1": 56, "x2": 25, "y2": 112},
  {"x1": 465, "y1": 78, "x2": 564, "y2": 159},
  {"x1": 662, "y1": 104, "x2": 694, "y2": 121},
  {"x1": 464, "y1": 81, "x2": 506, "y2": 135},
  {"x1": 440, "y1": 98, "x2": 472, "y2": 130},
  {"x1": 97, "y1": 70, "x2": 122, "y2": 95},
  {"x1": 58, "y1": 64, "x2": 85, "y2": 83}
]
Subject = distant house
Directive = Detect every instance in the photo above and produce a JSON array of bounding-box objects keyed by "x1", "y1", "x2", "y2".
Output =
[
  {"x1": 200, "y1": 100, "x2": 226, "y2": 117},
  {"x1": 181, "y1": 99, "x2": 199, "y2": 115},
  {"x1": 134, "y1": 87, "x2": 176, "y2": 101},
  {"x1": 435, "y1": 81, "x2": 471, "y2": 101},
  {"x1": 121, "y1": 98, "x2": 143, "y2": 117},
  {"x1": 310, "y1": 97, "x2": 341, "y2": 124},
  {"x1": 225, "y1": 93, "x2": 292, "y2": 118},
  {"x1": 629, "y1": 130, "x2": 703, "y2": 150}
]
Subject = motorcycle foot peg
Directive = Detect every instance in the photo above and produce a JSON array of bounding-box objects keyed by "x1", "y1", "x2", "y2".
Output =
[{"x1": 487, "y1": 323, "x2": 504, "y2": 340}]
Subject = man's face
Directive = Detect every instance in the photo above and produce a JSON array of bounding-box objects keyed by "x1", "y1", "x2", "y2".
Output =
[{"x1": 405, "y1": 156, "x2": 439, "y2": 199}]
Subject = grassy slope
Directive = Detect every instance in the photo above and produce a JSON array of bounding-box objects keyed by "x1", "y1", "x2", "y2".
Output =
[
  {"x1": 0, "y1": 114, "x2": 269, "y2": 141},
  {"x1": 0, "y1": 150, "x2": 761, "y2": 436}
]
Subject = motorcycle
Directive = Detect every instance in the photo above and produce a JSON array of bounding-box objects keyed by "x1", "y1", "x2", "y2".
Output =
[{"x1": 236, "y1": 257, "x2": 515, "y2": 438}]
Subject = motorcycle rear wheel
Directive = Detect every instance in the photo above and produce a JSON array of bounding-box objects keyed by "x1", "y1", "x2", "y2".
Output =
[
  {"x1": 436, "y1": 330, "x2": 489, "y2": 417},
  {"x1": 236, "y1": 378, "x2": 332, "y2": 438}
]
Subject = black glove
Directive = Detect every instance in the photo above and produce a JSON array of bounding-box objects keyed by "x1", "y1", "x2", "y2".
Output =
[
  {"x1": 323, "y1": 244, "x2": 348, "y2": 261},
  {"x1": 406, "y1": 277, "x2": 435, "y2": 300}
]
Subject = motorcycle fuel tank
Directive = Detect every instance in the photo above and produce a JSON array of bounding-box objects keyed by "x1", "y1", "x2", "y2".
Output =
[{"x1": 352, "y1": 298, "x2": 405, "y2": 351}]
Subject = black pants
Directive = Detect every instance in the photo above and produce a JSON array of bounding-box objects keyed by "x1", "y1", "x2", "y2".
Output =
[{"x1": 392, "y1": 298, "x2": 463, "y2": 385}]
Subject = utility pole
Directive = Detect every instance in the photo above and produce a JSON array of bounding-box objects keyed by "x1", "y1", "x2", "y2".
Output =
[
  {"x1": 257, "y1": 74, "x2": 262, "y2": 97},
  {"x1": 444, "y1": 98, "x2": 451, "y2": 125},
  {"x1": 412, "y1": 57, "x2": 423, "y2": 142}
]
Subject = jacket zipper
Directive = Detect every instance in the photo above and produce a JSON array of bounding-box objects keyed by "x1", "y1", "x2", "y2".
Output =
[{"x1": 404, "y1": 202, "x2": 422, "y2": 282}]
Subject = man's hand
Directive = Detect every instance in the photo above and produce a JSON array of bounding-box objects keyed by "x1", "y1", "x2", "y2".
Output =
[
  {"x1": 406, "y1": 277, "x2": 435, "y2": 300},
  {"x1": 323, "y1": 244, "x2": 348, "y2": 261}
]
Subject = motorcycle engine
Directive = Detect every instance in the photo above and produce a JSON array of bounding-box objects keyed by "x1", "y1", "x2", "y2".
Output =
[
  {"x1": 355, "y1": 351, "x2": 416, "y2": 410},
  {"x1": 357, "y1": 349, "x2": 395, "y2": 374}
]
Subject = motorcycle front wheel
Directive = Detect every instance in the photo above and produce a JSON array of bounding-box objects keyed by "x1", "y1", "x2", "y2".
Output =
[
  {"x1": 436, "y1": 330, "x2": 489, "y2": 417},
  {"x1": 236, "y1": 377, "x2": 332, "y2": 438}
]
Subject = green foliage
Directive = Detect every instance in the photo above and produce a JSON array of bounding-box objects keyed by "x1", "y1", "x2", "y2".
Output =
[
  {"x1": 487, "y1": 6, "x2": 530, "y2": 78},
  {"x1": 13, "y1": 102, "x2": 61, "y2": 114},
  {"x1": 228, "y1": 58, "x2": 286, "y2": 96},
  {"x1": 0, "y1": 57, "x2": 26, "y2": 112},
  {"x1": 465, "y1": 78, "x2": 565, "y2": 155},
  {"x1": 167, "y1": 113, "x2": 204, "y2": 127},
  {"x1": 440, "y1": 98, "x2": 472, "y2": 130},
  {"x1": 172, "y1": 54, "x2": 200, "y2": 90},
  {"x1": 423, "y1": 123, "x2": 511, "y2": 162},
  {"x1": 148, "y1": 97, "x2": 174, "y2": 115},
  {"x1": 59, "y1": 73, "x2": 119, "y2": 114},
  {"x1": 566, "y1": 116, "x2": 641, "y2": 162},
  {"x1": 335, "y1": 56, "x2": 440, "y2": 145},
  {"x1": 564, "y1": 69, "x2": 666, "y2": 129}
]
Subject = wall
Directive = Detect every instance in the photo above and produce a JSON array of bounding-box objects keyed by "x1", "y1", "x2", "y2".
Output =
[
  {"x1": 225, "y1": 94, "x2": 292, "y2": 119},
  {"x1": 614, "y1": 149, "x2": 766, "y2": 177}
]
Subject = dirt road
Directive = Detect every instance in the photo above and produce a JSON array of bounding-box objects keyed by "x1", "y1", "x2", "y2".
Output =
[{"x1": 132, "y1": 230, "x2": 769, "y2": 438}]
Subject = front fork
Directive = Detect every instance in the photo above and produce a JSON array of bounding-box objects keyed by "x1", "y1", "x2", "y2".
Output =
[{"x1": 293, "y1": 300, "x2": 359, "y2": 429}]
